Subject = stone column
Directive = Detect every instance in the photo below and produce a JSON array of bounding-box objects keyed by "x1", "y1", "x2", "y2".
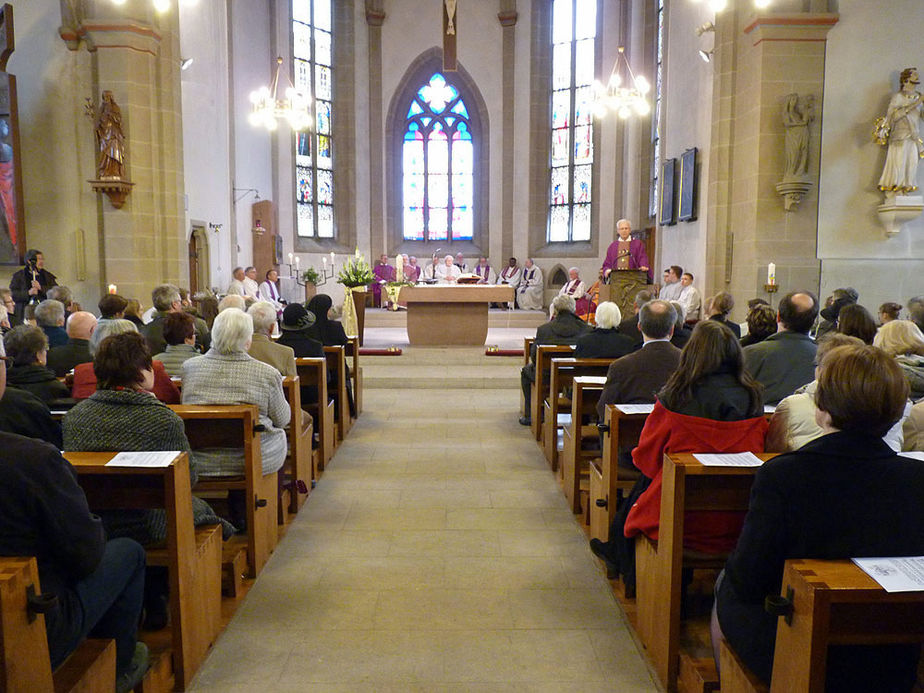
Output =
[
  {"x1": 365, "y1": 0, "x2": 385, "y2": 256},
  {"x1": 61, "y1": 5, "x2": 186, "y2": 301},
  {"x1": 706, "y1": 10, "x2": 837, "y2": 306},
  {"x1": 498, "y1": 2, "x2": 517, "y2": 262}
]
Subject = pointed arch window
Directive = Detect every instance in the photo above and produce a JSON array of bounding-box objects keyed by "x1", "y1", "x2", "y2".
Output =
[{"x1": 401, "y1": 73, "x2": 475, "y2": 243}]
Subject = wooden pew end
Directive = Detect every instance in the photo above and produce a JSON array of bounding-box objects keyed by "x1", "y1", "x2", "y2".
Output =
[
  {"x1": 718, "y1": 638, "x2": 768, "y2": 693},
  {"x1": 221, "y1": 539, "x2": 248, "y2": 598},
  {"x1": 678, "y1": 653, "x2": 720, "y2": 693},
  {"x1": 52, "y1": 638, "x2": 117, "y2": 693}
]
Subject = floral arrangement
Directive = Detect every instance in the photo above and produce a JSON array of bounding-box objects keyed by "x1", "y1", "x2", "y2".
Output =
[
  {"x1": 302, "y1": 267, "x2": 322, "y2": 284},
  {"x1": 337, "y1": 248, "x2": 375, "y2": 288}
]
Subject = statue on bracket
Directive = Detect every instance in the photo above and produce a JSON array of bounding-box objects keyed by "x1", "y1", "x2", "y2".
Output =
[
  {"x1": 85, "y1": 91, "x2": 134, "y2": 209},
  {"x1": 775, "y1": 93, "x2": 815, "y2": 212},
  {"x1": 873, "y1": 67, "x2": 924, "y2": 236}
]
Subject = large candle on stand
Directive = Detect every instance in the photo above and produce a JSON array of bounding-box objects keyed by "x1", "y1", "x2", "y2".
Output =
[
  {"x1": 767, "y1": 263, "x2": 776, "y2": 286},
  {"x1": 395, "y1": 253, "x2": 404, "y2": 282}
]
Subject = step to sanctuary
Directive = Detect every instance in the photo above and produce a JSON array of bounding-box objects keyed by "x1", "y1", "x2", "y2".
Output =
[
  {"x1": 362, "y1": 346, "x2": 523, "y2": 389},
  {"x1": 363, "y1": 307, "x2": 547, "y2": 330}
]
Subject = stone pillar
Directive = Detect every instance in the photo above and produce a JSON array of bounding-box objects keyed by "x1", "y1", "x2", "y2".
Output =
[
  {"x1": 365, "y1": 0, "x2": 385, "y2": 257},
  {"x1": 706, "y1": 11, "x2": 837, "y2": 309},
  {"x1": 61, "y1": 5, "x2": 186, "y2": 301},
  {"x1": 498, "y1": 2, "x2": 517, "y2": 262}
]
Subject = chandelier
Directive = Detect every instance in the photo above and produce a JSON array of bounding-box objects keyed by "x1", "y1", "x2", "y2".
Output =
[
  {"x1": 248, "y1": 57, "x2": 312, "y2": 132},
  {"x1": 592, "y1": 47, "x2": 651, "y2": 120}
]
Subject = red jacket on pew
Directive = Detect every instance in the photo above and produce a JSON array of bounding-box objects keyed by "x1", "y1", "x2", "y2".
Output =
[
  {"x1": 71, "y1": 360, "x2": 181, "y2": 404},
  {"x1": 624, "y1": 400, "x2": 767, "y2": 554}
]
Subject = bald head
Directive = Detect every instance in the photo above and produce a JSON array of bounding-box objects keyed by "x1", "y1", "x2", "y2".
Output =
[
  {"x1": 779, "y1": 291, "x2": 819, "y2": 334},
  {"x1": 67, "y1": 311, "x2": 98, "y2": 340}
]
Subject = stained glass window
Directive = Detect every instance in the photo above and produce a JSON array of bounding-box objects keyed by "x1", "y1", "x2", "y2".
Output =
[
  {"x1": 549, "y1": 0, "x2": 597, "y2": 243},
  {"x1": 401, "y1": 72, "x2": 475, "y2": 243},
  {"x1": 294, "y1": 0, "x2": 334, "y2": 238}
]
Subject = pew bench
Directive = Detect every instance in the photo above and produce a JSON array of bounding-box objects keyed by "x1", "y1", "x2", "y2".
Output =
[
  {"x1": 281, "y1": 376, "x2": 313, "y2": 520},
  {"x1": 295, "y1": 357, "x2": 336, "y2": 473},
  {"x1": 170, "y1": 405, "x2": 278, "y2": 579},
  {"x1": 64, "y1": 450, "x2": 223, "y2": 691},
  {"x1": 347, "y1": 335, "x2": 362, "y2": 417},
  {"x1": 529, "y1": 344, "x2": 575, "y2": 441},
  {"x1": 323, "y1": 345, "x2": 351, "y2": 441},
  {"x1": 545, "y1": 358, "x2": 615, "y2": 470},
  {"x1": 520, "y1": 337, "x2": 534, "y2": 417},
  {"x1": 635, "y1": 451, "x2": 778, "y2": 692},
  {"x1": 559, "y1": 375, "x2": 606, "y2": 514},
  {"x1": 0, "y1": 557, "x2": 116, "y2": 693}
]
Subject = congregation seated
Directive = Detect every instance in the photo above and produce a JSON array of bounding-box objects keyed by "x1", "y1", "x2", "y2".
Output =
[
  {"x1": 122, "y1": 298, "x2": 145, "y2": 327},
  {"x1": 3, "y1": 324, "x2": 70, "y2": 403},
  {"x1": 307, "y1": 293, "x2": 356, "y2": 417},
  {"x1": 247, "y1": 301, "x2": 296, "y2": 377},
  {"x1": 596, "y1": 320, "x2": 767, "y2": 589},
  {"x1": 616, "y1": 289, "x2": 654, "y2": 349},
  {"x1": 181, "y1": 308, "x2": 290, "y2": 477},
  {"x1": 873, "y1": 319, "x2": 924, "y2": 401},
  {"x1": 35, "y1": 298, "x2": 69, "y2": 348},
  {"x1": 0, "y1": 288, "x2": 22, "y2": 328},
  {"x1": 72, "y1": 319, "x2": 180, "y2": 404},
  {"x1": 574, "y1": 301, "x2": 634, "y2": 359},
  {"x1": 835, "y1": 302, "x2": 877, "y2": 344},
  {"x1": 63, "y1": 331, "x2": 231, "y2": 627},
  {"x1": 743, "y1": 290, "x2": 818, "y2": 405},
  {"x1": 46, "y1": 311, "x2": 97, "y2": 377},
  {"x1": 47, "y1": 285, "x2": 77, "y2": 318},
  {"x1": 879, "y1": 300, "x2": 903, "y2": 326},
  {"x1": 738, "y1": 302, "x2": 777, "y2": 347},
  {"x1": 518, "y1": 294, "x2": 591, "y2": 426},
  {"x1": 0, "y1": 338, "x2": 149, "y2": 692},
  {"x1": 152, "y1": 311, "x2": 199, "y2": 377},
  {"x1": 218, "y1": 293, "x2": 246, "y2": 312},
  {"x1": 142, "y1": 284, "x2": 210, "y2": 354},
  {"x1": 277, "y1": 303, "x2": 324, "y2": 358},
  {"x1": 706, "y1": 291, "x2": 740, "y2": 338},
  {"x1": 814, "y1": 286, "x2": 857, "y2": 341},
  {"x1": 97, "y1": 293, "x2": 128, "y2": 324},
  {"x1": 193, "y1": 290, "x2": 220, "y2": 328},
  {"x1": 714, "y1": 343, "x2": 924, "y2": 691},
  {"x1": 668, "y1": 300, "x2": 692, "y2": 349}
]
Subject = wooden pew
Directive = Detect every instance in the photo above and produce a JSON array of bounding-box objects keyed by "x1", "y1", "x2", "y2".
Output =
[
  {"x1": 559, "y1": 375, "x2": 606, "y2": 514},
  {"x1": 64, "y1": 450, "x2": 222, "y2": 691},
  {"x1": 281, "y1": 376, "x2": 313, "y2": 519},
  {"x1": 530, "y1": 344, "x2": 575, "y2": 441},
  {"x1": 544, "y1": 358, "x2": 614, "y2": 471},
  {"x1": 635, "y1": 452, "x2": 778, "y2": 692},
  {"x1": 520, "y1": 337, "x2": 534, "y2": 417},
  {"x1": 0, "y1": 557, "x2": 116, "y2": 693},
  {"x1": 295, "y1": 357, "x2": 336, "y2": 472},
  {"x1": 170, "y1": 405, "x2": 277, "y2": 579},
  {"x1": 346, "y1": 336, "x2": 362, "y2": 417},
  {"x1": 323, "y1": 345, "x2": 351, "y2": 441},
  {"x1": 588, "y1": 404, "x2": 651, "y2": 541}
]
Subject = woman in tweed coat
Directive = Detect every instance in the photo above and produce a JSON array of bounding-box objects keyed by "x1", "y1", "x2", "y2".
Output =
[{"x1": 180, "y1": 308, "x2": 290, "y2": 477}]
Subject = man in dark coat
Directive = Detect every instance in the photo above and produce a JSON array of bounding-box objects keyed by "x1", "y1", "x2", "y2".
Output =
[
  {"x1": 47, "y1": 311, "x2": 96, "y2": 377},
  {"x1": 616, "y1": 289, "x2": 655, "y2": 350},
  {"x1": 519, "y1": 294, "x2": 591, "y2": 426},
  {"x1": 142, "y1": 284, "x2": 210, "y2": 355}
]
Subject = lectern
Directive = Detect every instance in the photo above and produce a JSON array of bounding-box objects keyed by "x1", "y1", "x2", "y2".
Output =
[{"x1": 601, "y1": 269, "x2": 650, "y2": 320}]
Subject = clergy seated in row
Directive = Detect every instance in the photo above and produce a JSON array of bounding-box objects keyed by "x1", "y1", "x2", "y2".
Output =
[
  {"x1": 557, "y1": 267, "x2": 594, "y2": 318},
  {"x1": 454, "y1": 253, "x2": 468, "y2": 272},
  {"x1": 74, "y1": 319, "x2": 180, "y2": 404},
  {"x1": 435, "y1": 254, "x2": 462, "y2": 283},
  {"x1": 516, "y1": 258, "x2": 543, "y2": 310},
  {"x1": 518, "y1": 294, "x2": 591, "y2": 426},
  {"x1": 573, "y1": 301, "x2": 634, "y2": 360},
  {"x1": 47, "y1": 310, "x2": 97, "y2": 377},
  {"x1": 0, "y1": 334, "x2": 150, "y2": 692},
  {"x1": 715, "y1": 344, "x2": 924, "y2": 691},
  {"x1": 472, "y1": 256, "x2": 495, "y2": 284},
  {"x1": 3, "y1": 324, "x2": 71, "y2": 404},
  {"x1": 64, "y1": 331, "x2": 233, "y2": 628},
  {"x1": 258, "y1": 268, "x2": 286, "y2": 318},
  {"x1": 181, "y1": 308, "x2": 290, "y2": 482},
  {"x1": 591, "y1": 319, "x2": 766, "y2": 593},
  {"x1": 403, "y1": 256, "x2": 421, "y2": 283},
  {"x1": 370, "y1": 254, "x2": 395, "y2": 307},
  {"x1": 742, "y1": 290, "x2": 818, "y2": 405}
]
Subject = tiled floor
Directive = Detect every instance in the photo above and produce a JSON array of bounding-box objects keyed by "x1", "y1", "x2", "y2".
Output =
[{"x1": 188, "y1": 371, "x2": 660, "y2": 691}]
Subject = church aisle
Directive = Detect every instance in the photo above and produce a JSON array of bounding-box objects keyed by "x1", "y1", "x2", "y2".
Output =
[{"x1": 188, "y1": 383, "x2": 659, "y2": 691}]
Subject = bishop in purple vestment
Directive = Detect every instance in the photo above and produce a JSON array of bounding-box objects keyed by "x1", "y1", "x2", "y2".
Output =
[{"x1": 370, "y1": 254, "x2": 396, "y2": 307}]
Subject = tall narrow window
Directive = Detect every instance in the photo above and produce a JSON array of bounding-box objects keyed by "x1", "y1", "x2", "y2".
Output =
[
  {"x1": 549, "y1": 0, "x2": 596, "y2": 243},
  {"x1": 649, "y1": 0, "x2": 664, "y2": 219},
  {"x1": 401, "y1": 72, "x2": 474, "y2": 243},
  {"x1": 293, "y1": 0, "x2": 333, "y2": 238}
]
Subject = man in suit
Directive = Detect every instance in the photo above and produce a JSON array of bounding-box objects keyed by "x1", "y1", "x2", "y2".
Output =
[
  {"x1": 47, "y1": 311, "x2": 97, "y2": 377},
  {"x1": 247, "y1": 301, "x2": 296, "y2": 377},
  {"x1": 616, "y1": 289, "x2": 655, "y2": 349},
  {"x1": 142, "y1": 284, "x2": 210, "y2": 355},
  {"x1": 519, "y1": 294, "x2": 591, "y2": 426},
  {"x1": 743, "y1": 291, "x2": 818, "y2": 405}
]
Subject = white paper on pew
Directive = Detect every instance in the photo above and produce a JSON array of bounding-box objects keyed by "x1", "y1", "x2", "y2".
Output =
[
  {"x1": 105, "y1": 451, "x2": 181, "y2": 468},
  {"x1": 899, "y1": 451, "x2": 924, "y2": 462},
  {"x1": 763, "y1": 405, "x2": 776, "y2": 414},
  {"x1": 693, "y1": 452, "x2": 765, "y2": 467},
  {"x1": 615, "y1": 403, "x2": 655, "y2": 415},
  {"x1": 575, "y1": 376, "x2": 607, "y2": 385},
  {"x1": 852, "y1": 556, "x2": 924, "y2": 592}
]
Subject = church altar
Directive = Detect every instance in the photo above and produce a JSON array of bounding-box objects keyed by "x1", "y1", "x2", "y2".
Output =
[{"x1": 398, "y1": 284, "x2": 515, "y2": 346}]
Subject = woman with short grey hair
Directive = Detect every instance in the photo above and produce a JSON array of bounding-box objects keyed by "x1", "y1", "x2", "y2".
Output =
[
  {"x1": 574, "y1": 301, "x2": 634, "y2": 359},
  {"x1": 181, "y1": 308, "x2": 290, "y2": 477}
]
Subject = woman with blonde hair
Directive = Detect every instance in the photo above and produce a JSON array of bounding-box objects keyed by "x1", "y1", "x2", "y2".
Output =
[{"x1": 873, "y1": 319, "x2": 924, "y2": 400}]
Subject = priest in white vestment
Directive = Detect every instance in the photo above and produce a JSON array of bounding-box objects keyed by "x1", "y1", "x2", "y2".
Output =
[
  {"x1": 516, "y1": 258, "x2": 543, "y2": 310},
  {"x1": 557, "y1": 267, "x2": 589, "y2": 316},
  {"x1": 243, "y1": 267, "x2": 260, "y2": 301},
  {"x1": 435, "y1": 255, "x2": 462, "y2": 283}
]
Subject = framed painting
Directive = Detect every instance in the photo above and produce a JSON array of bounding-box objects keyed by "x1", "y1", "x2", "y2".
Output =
[
  {"x1": 659, "y1": 157, "x2": 676, "y2": 226},
  {"x1": 0, "y1": 4, "x2": 23, "y2": 265},
  {"x1": 679, "y1": 147, "x2": 698, "y2": 222}
]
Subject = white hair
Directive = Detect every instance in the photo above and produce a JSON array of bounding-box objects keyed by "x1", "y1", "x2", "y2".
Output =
[
  {"x1": 551, "y1": 294, "x2": 576, "y2": 316},
  {"x1": 218, "y1": 294, "x2": 246, "y2": 312},
  {"x1": 616, "y1": 218, "x2": 631, "y2": 227},
  {"x1": 34, "y1": 299, "x2": 65, "y2": 327},
  {"x1": 568, "y1": 266, "x2": 580, "y2": 275},
  {"x1": 211, "y1": 308, "x2": 253, "y2": 354},
  {"x1": 444, "y1": 255, "x2": 454, "y2": 262},
  {"x1": 248, "y1": 301, "x2": 278, "y2": 334},
  {"x1": 594, "y1": 301, "x2": 622, "y2": 329},
  {"x1": 89, "y1": 318, "x2": 137, "y2": 357}
]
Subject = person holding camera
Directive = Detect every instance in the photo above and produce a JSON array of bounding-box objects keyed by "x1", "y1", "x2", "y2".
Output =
[{"x1": 9, "y1": 248, "x2": 57, "y2": 320}]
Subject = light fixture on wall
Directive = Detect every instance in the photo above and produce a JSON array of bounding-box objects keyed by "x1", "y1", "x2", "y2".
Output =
[
  {"x1": 592, "y1": 47, "x2": 651, "y2": 120},
  {"x1": 699, "y1": 49, "x2": 715, "y2": 63},
  {"x1": 180, "y1": 57, "x2": 194, "y2": 71},
  {"x1": 248, "y1": 57, "x2": 312, "y2": 132}
]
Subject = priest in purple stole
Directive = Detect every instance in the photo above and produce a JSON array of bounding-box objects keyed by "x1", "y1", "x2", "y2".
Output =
[
  {"x1": 473, "y1": 257, "x2": 495, "y2": 284},
  {"x1": 370, "y1": 254, "x2": 395, "y2": 307},
  {"x1": 601, "y1": 219, "x2": 651, "y2": 282}
]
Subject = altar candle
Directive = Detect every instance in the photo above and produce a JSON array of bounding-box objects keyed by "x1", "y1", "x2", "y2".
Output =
[
  {"x1": 767, "y1": 263, "x2": 776, "y2": 285},
  {"x1": 295, "y1": 255, "x2": 300, "y2": 267},
  {"x1": 332, "y1": 251, "x2": 337, "y2": 263},
  {"x1": 108, "y1": 284, "x2": 117, "y2": 295},
  {"x1": 288, "y1": 252, "x2": 293, "y2": 263},
  {"x1": 322, "y1": 256, "x2": 327, "y2": 266}
]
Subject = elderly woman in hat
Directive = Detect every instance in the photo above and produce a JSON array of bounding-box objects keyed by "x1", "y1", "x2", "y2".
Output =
[{"x1": 276, "y1": 302, "x2": 326, "y2": 409}]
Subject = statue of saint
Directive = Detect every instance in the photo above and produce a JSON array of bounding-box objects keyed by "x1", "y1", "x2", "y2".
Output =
[
  {"x1": 94, "y1": 91, "x2": 125, "y2": 180},
  {"x1": 876, "y1": 67, "x2": 924, "y2": 195},
  {"x1": 782, "y1": 93, "x2": 814, "y2": 180}
]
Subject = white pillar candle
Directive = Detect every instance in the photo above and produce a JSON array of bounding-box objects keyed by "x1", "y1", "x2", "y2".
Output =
[
  {"x1": 767, "y1": 263, "x2": 776, "y2": 285},
  {"x1": 288, "y1": 252, "x2": 293, "y2": 263}
]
